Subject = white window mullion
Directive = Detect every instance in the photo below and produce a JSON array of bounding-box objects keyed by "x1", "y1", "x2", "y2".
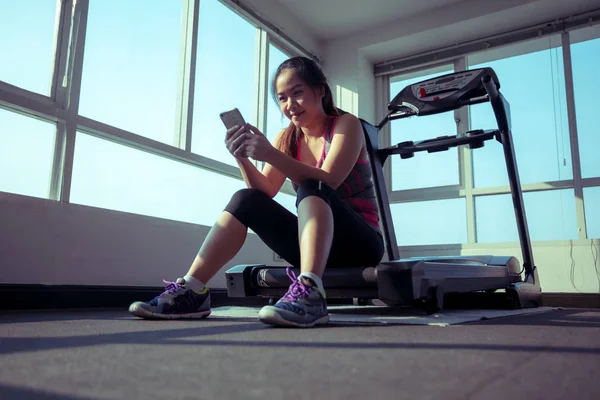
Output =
[
  {"x1": 174, "y1": 0, "x2": 199, "y2": 152},
  {"x1": 377, "y1": 75, "x2": 392, "y2": 194},
  {"x1": 49, "y1": 121, "x2": 67, "y2": 200},
  {"x1": 254, "y1": 28, "x2": 269, "y2": 170},
  {"x1": 0, "y1": 81, "x2": 63, "y2": 121},
  {"x1": 472, "y1": 180, "x2": 575, "y2": 196},
  {"x1": 255, "y1": 28, "x2": 269, "y2": 134},
  {"x1": 58, "y1": 0, "x2": 89, "y2": 203},
  {"x1": 49, "y1": 0, "x2": 72, "y2": 108},
  {"x1": 48, "y1": 0, "x2": 74, "y2": 200},
  {"x1": 454, "y1": 56, "x2": 476, "y2": 243},
  {"x1": 76, "y1": 115, "x2": 244, "y2": 181},
  {"x1": 561, "y1": 32, "x2": 587, "y2": 240}
]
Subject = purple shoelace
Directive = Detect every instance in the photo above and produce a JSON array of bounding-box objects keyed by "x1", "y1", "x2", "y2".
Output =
[
  {"x1": 159, "y1": 279, "x2": 184, "y2": 297},
  {"x1": 282, "y1": 267, "x2": 311, "y2": 301}
]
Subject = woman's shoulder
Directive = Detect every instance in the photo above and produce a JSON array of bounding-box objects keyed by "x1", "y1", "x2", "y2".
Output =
[
  {"x1": 332, "y1": 112, "x2": 362, "y2": 134},
  {"x1": 335, "y1": 112, "x2": 359, "y2": 123}
]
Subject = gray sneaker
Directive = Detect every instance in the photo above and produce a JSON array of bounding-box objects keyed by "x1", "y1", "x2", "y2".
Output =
[
  {"x1": 258, "y1": 268, "x2": 329, "y2": 328},
  {"x1": 129, "y1": 278, "x2": 211, "y2": 320}
]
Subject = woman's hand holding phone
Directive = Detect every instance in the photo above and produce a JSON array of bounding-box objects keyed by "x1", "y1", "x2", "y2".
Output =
[
  {"x1": 241, "y1": 124, "x2": 274, "y2": 162},
  {"x1": 225, "y1": 124, "x2": 250, "y2": 159},
  {"x1": 222, "y1": 108, "x2": 275, "y2": 161},
  {"x1": 224, "y1": 124, "x2": 274, "y2": 162}
]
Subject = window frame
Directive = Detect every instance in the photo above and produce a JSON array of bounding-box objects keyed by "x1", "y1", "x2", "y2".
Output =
[
  {"x1": 379, "y1": 26, "x2": 600, "y2": 246},
  {"x1": 0, "y1": 0, "x2": 307, "y2": 207},
  {"x1": 2, "y1": 0, "x2": 599, "y2": 244}
]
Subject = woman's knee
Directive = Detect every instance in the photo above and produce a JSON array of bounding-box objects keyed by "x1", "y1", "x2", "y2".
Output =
[
  {"x1": 295, "y1": 179, "x2": 334, "y2": 208},
  {"x1": 225, "y1": 188, "x2": 269, "y2": 219}
]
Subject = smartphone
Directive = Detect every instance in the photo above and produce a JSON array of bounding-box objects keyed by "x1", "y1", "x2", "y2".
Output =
[{"x1": 220, "y1": 108, "x2": 246, "y2": 131}]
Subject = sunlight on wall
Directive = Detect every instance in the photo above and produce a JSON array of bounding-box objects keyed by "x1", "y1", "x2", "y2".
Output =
[{"x1": 335, "y1": 85, "x2": 359, "y2": 115}]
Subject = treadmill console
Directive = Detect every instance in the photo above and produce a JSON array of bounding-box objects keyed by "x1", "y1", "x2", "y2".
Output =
[
  {"x1": 413, "y1": 72, "x2": 477, "y2": 101},
  {"x1": 388, "y1": 67, "x2": 500, "y2": 117}
]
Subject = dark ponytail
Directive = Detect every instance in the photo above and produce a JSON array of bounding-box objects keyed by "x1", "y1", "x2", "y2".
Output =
[{"x1": 271, "y1": 56, "x2": 338, "y2": 158}]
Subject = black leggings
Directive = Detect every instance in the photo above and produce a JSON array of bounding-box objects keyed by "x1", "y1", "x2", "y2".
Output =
[{"x1": 224, "y1": 179, "x2": 384, "y2": 268}]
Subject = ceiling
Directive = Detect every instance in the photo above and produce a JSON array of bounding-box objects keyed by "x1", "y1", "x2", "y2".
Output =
[
  {"x1": 273, "y1": 0, "x2": 467, "y2": 41},
  {"x1": 245, "y1": 0, "x2": 600, "y2": 63}
]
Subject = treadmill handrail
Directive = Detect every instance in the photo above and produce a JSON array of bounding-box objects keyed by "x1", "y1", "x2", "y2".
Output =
[
  {"x1": 380, "y1": 129, "x2": 498, "y2": 158},
  {"x1": 489, "y1": 91, "x2": 537, "y2": 285},
  {"x1": 363, "y1": 69, "x2": 538, "y2": 288}
]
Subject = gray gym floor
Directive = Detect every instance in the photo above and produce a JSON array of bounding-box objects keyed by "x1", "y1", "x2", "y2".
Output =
[{"x1": 1, "y1": 307, "x2": 599, "y2": 400}]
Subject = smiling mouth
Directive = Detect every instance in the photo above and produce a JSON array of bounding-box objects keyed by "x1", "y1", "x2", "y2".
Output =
[{"x1": 292, "y1": 111, "x2": 305, "y2": 118}]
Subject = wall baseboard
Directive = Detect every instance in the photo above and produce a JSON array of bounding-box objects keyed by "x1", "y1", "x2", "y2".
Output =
[
  {"x1": 0, "y1": 284, "x2": 269, "y2": 311},
  {"x1": 541, "y1": 293, "x2": 600, "y2": 309},
  {"x1": 0, "y1": 284, "x2": 598, "y2": 311}
]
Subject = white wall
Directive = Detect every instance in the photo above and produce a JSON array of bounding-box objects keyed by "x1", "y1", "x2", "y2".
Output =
[
  {"x1": 0, "y1": 192, "x2": 284, "y2": 289},
  {"x1": 322, "y1": 46, "x2": 359, "y2": 115},
  {"x1": 320, "y1": 46, "x2": 376, "y2": 123}
]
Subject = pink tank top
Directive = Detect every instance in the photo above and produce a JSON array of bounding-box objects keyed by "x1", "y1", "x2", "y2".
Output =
[{"x1": 294, "y1": 116, "x2": 381, "y2": 231}]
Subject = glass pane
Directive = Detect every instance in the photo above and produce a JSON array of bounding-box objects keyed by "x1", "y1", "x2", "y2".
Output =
[
  {"x1": 273, "y1": 191, "x2": 297, "y2": 216},
  {"x1": 583, "y1": 186, "x2": 600, "y2": 239},
  {"x1": 469, "y1": 37, "x2": 572, "y2": 187},
  {"x1": 390, "y1": 198, "x2": 467, "y2": 245},
  {"x1": 0, "y1": 108, "x2": 55, "y2": 198},
  {"x1": 71, "y1": 133, "x2": 247, "y2": 225},
  {"x1": 475, "y1": 189, "x2": 577, "y2": 242},
  {"x1": 389, "y1": 66, "x2": 459, "y2": 190},
  {"x1": 266, "y1": 44, "x2": 292, "y2": 142},
  {"x1": 191, "y1": 0, "x2": 256, "y2": 166},
  {"x1": 79, "y1": 0, "x2": 182, "y2": 144},
  {"x1": 0, "y1": 0, "x2": 57, "y2": 94},
  {"x1": 572, "y1": 35, "x2": 600, "y2": 179}
]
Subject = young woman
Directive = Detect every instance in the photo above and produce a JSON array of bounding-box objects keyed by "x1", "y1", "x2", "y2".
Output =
[{"x1": 129, "y1": 56, "x2": 384, "y2": 327}]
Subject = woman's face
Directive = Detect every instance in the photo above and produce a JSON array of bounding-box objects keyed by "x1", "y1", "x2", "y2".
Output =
[{"x1": 275, "y1": 68, "x2": 324, "y2": 128}]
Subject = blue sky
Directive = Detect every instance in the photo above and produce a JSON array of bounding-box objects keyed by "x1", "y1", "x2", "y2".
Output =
[{"x1": 0, "y1": 0, "x2": 598, "y2": 244}]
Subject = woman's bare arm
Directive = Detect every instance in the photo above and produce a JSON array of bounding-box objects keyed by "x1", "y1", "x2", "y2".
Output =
[{"x1": 236, "y1": 130, "x2": 287, "y2": 198}]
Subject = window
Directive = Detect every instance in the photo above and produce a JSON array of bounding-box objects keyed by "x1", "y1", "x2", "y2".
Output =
[
  {"x1": 583, "y1": 186, "x2": 600, "y2": 239},
  {"x1": 475, "y1": 189, "x2": 577, "y2": 243},
  {"x1": 0, "y1": 0, "x2": 58, "y2": 94},
  {"x1": 191, "y1": 0, "x2": 257, "y2": 166},
  {"x1": 0, "y1": 108, "x2": 56, "y2": 199},
  {"x1": 389, "y1": 65, "x2": 458, "y2": 191},
  {"x1": 70, "y1": 133, "x2": 246, "y2": 225},
  {"x1": 79, "y1": 0, "x2": 182, "y2": 144},
  {"x1": 273, "y1": 192, "x2": 297, "y2": 216},
  {"x1": 390, "y1": 198, "x2": 467, "y2": 246},
  {"x1": 468, "y1": 36, "x2": 572, "y2": 188},
  {"x1": 265, "y1": 44, "x2": 292, "y2": 142},
  {"x1": 571, "y1": 33, "x2": 600, "y2": 179}
]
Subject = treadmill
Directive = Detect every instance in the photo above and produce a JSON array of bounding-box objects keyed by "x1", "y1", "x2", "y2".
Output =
[{"x1": 225, "y1": 67, "x2": 542, "y2": 313}]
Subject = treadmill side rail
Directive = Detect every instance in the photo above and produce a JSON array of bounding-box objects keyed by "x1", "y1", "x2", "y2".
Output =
[{"x1": 376, "y1": 258, "x2": 523, "y2": 306}]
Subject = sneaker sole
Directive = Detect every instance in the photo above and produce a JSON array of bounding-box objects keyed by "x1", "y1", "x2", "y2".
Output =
[
  {"x1": 258, "y1": 307, "x2": 329, "y2": 328},
  {"x1": 129, "y1": 304, "x2": 211, "y2": 320}
]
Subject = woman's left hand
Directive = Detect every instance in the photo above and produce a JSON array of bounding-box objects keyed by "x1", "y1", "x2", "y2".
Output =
[{"x1": 242, "y1": 124, "x2": 276, "y2": 162}]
